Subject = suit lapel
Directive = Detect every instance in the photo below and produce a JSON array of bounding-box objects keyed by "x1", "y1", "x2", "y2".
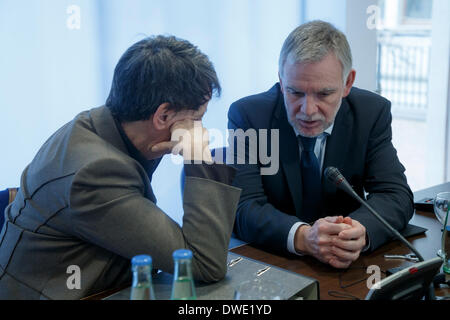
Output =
[
  {"x1": 273, "y1": 88, "x2": 303, "y2": 218},
  {"x1": 322, "y1": 98, "x2": 353, "y2": 196}
]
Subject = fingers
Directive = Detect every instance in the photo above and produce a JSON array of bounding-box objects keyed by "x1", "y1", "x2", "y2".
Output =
[
  {"x1": 150, "y1": 141, "x2": 179, "y2": 157},
  {"x1": 316, "y1": 246, "x2": 353, "y2": 269},
  {"x1": 308, "y1": 217, "x2": 366, "y2": 269},
  {"x1": 169, "y1": 120, "x2": 212, "y2": 162},
  {"x1": 315, "y1": 218, "x2": 352, "y2": 236},
  {"x1": 302, "y1": 217, "x2": 367, "y2": 269},
  {"x1": 324, "y1": 216, "x2": 344, "y2": 224},
  {"x1": 343, "y1": 216, "x2": 353, "y2": 225},
  {"x1": 332, "y1": 237, "x2": 365, "y2": 252},
  {"x1": 338, "y1": 221, "x2": 366, "y2": 240},
  {"x1": 330, "y1": 245, "x2": 360, "y2": 262},
  {"x1": 328, "y1": 256, "x2": 353, "y2": 269},
  {"x1": 170, "y1": 118, "x2": 195, "y2": 133}
]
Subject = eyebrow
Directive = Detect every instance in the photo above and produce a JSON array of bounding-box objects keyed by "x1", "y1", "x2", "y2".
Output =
[
  {"x1": 319, "y1": 88, "x2": 337, "y2": 94},
  {"x1": 287, "y1": 86, "x2": 337, "y2": 94},
  {"x1": 287, "y1": 86, "x2": 304, "y2": 93}
]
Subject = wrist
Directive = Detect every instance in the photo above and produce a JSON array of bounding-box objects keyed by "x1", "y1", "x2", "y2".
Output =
[{"x1": 294, "y1": 224, "x2": 311, "y2": 255}]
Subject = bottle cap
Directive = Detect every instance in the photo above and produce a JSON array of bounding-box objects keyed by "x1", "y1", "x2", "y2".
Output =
[
  {"x1": 131, "y1": 255, "x2": 152, "y2": 266},
  {"x1": 173, "y1": 249, "x2": 193, "y2": 260}
]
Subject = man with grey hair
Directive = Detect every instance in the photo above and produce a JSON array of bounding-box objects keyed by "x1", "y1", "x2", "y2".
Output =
[{"x1": 228, "y1": 20, "x2": 413, "y2": 268}]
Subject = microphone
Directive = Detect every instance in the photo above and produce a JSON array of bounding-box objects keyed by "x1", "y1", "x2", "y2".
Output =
[{"x1": 324, "y1": 166, "x2": 424, "y2": 262}]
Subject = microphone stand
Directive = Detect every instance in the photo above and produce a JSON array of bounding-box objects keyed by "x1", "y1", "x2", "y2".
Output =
[
  {"x1": 325, "y1": 167, "x2": 439, "y2": 299},
  {"x1": 325, "y1": 167, "x2": 424, "y2": 261},
  {"x1": 348, "y1": 189, "x2": 424, "y2": 262}
]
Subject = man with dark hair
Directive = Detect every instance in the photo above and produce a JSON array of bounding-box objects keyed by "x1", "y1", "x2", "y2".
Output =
[
  {"x1": 0, "y1": 35, "x2": 241, "y2": 299},
  {"x1": 228, "y1": 21, "x2": 413, "y2": 268}
]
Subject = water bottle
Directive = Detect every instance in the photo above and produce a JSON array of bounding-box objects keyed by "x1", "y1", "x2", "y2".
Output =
[
  {"x1": 130, "y1": 255, "x2": 156, "y2": 300},
  {"x1": 170, "y1": 249, "x2": 196, "y2": 300}
]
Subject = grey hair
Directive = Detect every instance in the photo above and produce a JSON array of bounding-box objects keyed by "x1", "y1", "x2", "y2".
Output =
[{"x1": 278, "y1": 20, "x2": 353, "y2": 83}]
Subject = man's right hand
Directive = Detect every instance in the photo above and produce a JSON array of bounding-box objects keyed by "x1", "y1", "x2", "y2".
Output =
[
  {"x1": 152, "y1": 119, "x2": 213, "y2": 163},
  {"x1": 294, "y1": 216, "x2": 355, "y2": 268}
]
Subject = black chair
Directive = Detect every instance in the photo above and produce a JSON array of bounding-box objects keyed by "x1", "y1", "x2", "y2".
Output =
[{"x1": 0, "y1": 188, "x2": 18, "y2": 228}]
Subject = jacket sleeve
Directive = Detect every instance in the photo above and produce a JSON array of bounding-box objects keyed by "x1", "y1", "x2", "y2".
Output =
[
  {"x1": 349, "y1": 100, "x2": 414, "y2": 251},
  {"x1": 228, "y1": 102, "x2": 301, "y2": 254},
  {"x1": 69, "y1": 157, "x2": 241, "y2": 283}
]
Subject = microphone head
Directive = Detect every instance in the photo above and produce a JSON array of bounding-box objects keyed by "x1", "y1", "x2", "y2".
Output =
[
  {"x1": 324, "y1": 166, "x2": 343, "y2": 184},
  {"x1": 324, "y1": 166, "x2": 355, "y2": 195}
]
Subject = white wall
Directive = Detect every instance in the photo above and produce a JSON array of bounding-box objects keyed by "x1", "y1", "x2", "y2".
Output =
[
  {"x1": 0, "y1": 0, "x2": 301, "y2": 225},
  {"x1": 345, "y1": 0, "x2": 378, "y2": 92},
  {"x1": 303, "y1": 0, "x2": 347, "y2": 30},
  {"x1": 303, "y1": 0, "x2": 378, "y2": 91},
  {"x1": 0, "y1": 0, "x2": 104, "y2": 188}
]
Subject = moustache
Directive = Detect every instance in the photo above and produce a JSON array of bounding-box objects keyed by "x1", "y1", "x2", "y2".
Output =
[{"x1": 295, "y1": 116, "x2": 325, "y2": 122}]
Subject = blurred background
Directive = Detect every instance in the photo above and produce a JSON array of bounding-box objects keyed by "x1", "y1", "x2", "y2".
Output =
[{"x1": 1, "y1": 0, "x2": 449, "y2": 225}]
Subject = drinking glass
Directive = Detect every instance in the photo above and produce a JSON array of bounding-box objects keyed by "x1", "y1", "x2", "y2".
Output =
[{"x1": 434, "y1": 192, "x2": 450, "y2": 274}]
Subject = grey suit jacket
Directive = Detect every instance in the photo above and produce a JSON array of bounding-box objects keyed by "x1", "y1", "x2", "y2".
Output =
[{"x1": 0, "y1": 106, "x2": 241, "y2": 300}]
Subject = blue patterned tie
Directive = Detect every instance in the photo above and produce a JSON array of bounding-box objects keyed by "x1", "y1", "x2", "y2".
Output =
[{"x1": 299, "y1": 136, "x2": 321, "y2": 223}]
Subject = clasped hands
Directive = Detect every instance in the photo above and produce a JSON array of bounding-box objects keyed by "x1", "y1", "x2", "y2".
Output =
[{"x1": 295, "y1": 216, "x2": 366, "y2": 269}]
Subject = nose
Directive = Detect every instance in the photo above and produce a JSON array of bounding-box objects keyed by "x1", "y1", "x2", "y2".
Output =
[{"x1": 300, "y1": 95, "x2": 317, "y2": 117}]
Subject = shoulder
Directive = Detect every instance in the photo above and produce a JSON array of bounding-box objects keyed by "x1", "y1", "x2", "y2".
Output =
[
  {"x1": 346, "y1": 87, "x2": 391, "y2": 113},
  {"x1": 32, "y1": 107, "x2": 140, "y2": 181},
  {"x1": 228, "y1": 83, "x2": 281, "y2": 128},
  {"x1": 343, "y1": 87, "x2": 392, "y2": 124}
]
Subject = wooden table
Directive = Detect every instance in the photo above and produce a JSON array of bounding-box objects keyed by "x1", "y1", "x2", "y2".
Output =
[
  {"x1": 231, "y1": 182, "x2": 450, "y2": 300},
  {"x1": 92, "y1": 183, "x2": 450, "y2": 300}
]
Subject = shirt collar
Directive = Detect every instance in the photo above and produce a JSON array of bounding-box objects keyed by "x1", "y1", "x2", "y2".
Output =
[
  {"x1": 323, "y1": 123, "x2": 334, "y2": 136},
  {"x1": 292, "y1": 123, "x2": 334, "y2": 139},
  {"x1": 112, "y1": 116, "x2": 161, "y2": 181}
]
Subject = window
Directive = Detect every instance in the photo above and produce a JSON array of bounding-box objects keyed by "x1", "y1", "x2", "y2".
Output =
[{"x1": 403, "y1": 0, "x2": 433, "y2": 21}]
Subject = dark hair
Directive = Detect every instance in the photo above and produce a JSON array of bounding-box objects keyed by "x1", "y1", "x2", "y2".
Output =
[{"x1": 106, "y1": 35, "x2": 221, "y2": 122}]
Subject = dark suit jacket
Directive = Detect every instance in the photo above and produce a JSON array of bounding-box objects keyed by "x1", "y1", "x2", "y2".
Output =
[
  {"x1": 228, "y1": 83, "x2": 414, "y2": 255},
  {"x1": 0, "y1": 106, "x2": 241, "y2": 299}
]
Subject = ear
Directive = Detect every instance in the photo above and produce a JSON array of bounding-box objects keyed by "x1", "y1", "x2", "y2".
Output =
[
  {"x1": 278, "y1": 72, "x2": 284, "y2": 93},
  {"x1": 152, "y1": 103, "x2": 176, "y2": 130},
  {"x1": 342, "y1": 69, "x2": 356, "y2": 97}
]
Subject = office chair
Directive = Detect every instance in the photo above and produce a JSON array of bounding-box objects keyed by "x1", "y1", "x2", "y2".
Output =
[{"x1": 0, "y1": 188, "x2": 18, "y2": 228}]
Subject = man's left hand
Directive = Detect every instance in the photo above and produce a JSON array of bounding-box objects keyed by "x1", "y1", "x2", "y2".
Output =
[{"x1": 328, "y1": 217, "x2": 366, "y2": 268}]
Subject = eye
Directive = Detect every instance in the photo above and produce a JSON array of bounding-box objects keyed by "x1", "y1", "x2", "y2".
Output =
[
  {"x1": 288, "y1": 89, "x2": 304, "y2": 97},
  {"x1": 318, "y1": 91, "x2": 333, "y2": 98}
]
